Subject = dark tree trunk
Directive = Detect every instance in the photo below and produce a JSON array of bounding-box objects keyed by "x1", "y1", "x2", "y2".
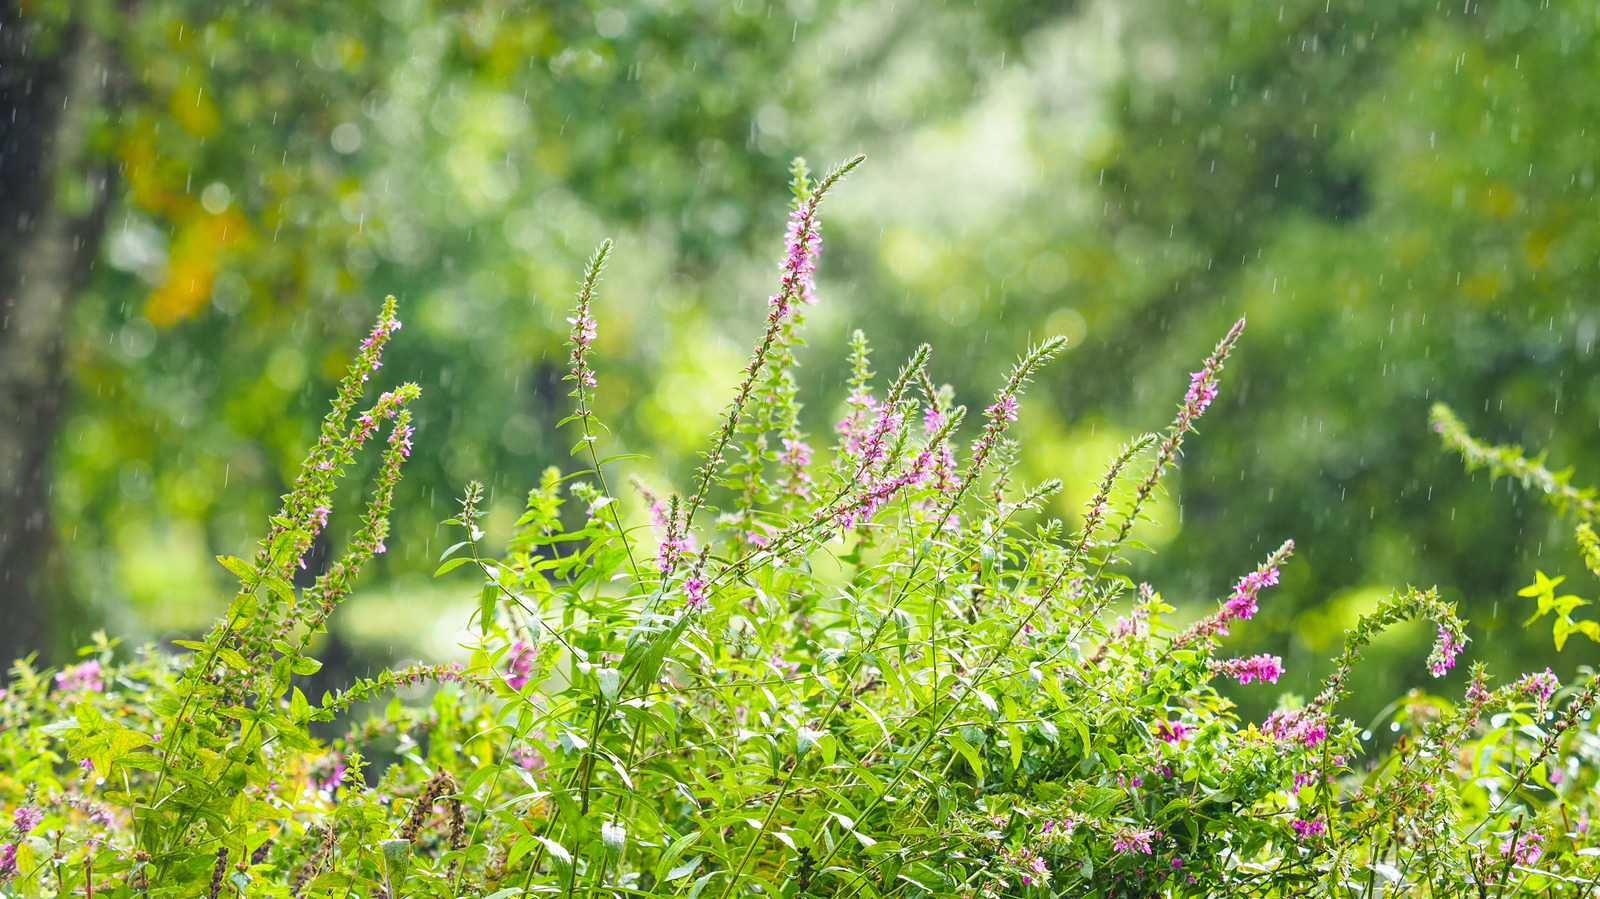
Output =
[{"x1": 0, "y1": 9, "x2": 117, "y2": 671}]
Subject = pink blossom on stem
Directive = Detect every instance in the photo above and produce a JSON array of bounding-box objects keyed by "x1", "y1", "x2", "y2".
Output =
[
  {"x1": 985, "y1": 394, "x2": 1019, "y2": 424},
  {"x1": 1500, "y1": 830, "x2": 1543, "y2": 866},
  {"x1": 1515, "y1": 668, "x2": 1559, "y2": 704},
  {"x1": 1260, "y1": 709, "x2": 1328, "y2": 748},
  {"x1": 12, "y1": 807, "x2": 41, "y2": 835},
  {"x1": 776, "y1": 437, "x2": 814, "y2": 499},
  {"x1": 1112, "y1": 827, "x2": 1159, "y2": 855},
  {"x1": 54, "y1": 659, "x2": 104, "y2": 693},
  {"x1": 504, "y1": 640, "x2": 538, "y2": 690},
  {"x1": 1224, "y1": 565, "x2": 1280, "y2": 621},
  {"x1": 1291, "y1": 817, "x2": 1325, "y2": 839},
  {"x1": 1429, "y1": 623, "x2": 1467, "y2": 677},
  {"x1": 684, "y1": 575, "x2": 709, "y2": 610},
  {"x1": 1184, "y1": 370, "x2": 1219, "y2": 416},
  {"x1": 1215, "y1": 654, "x2": 1284, "y2": 686},
  {"x1": 1156, "y1": 719, "x2": 1194, "y2": 745},
  {"x1": 770, "y1": 203, "x2": 823, "y2": 314}
]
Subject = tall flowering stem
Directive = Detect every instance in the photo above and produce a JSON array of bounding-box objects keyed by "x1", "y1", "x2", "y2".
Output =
[
  {"x1": 673, "y1": 154, "x2": 864, "y2": 574},
  {"x1": 1090, "y1": 317, "x2": 1246, "y2": 586},
  {"x1": 732, "y1": 160, "x2": 825, "y2": 544},
  {"x1": 292, "y1": 386, "x2": 420, "y2": 649},
  {"x1": 566, "y1": 239, "x2": 611, "y2": 422},
  {"x1": 1172, "y1": 539, "x2": 1295, "y2": 649},
  {"x1": 553, "y1": 239, "x2": 645, "y2": 594},
  {"x1": 1301, "y1": 588, "x2": 1465, "y2": 723},
  {"x1": 139, "y1": 298, "x2": 411, "y2": 860},
  {"x1": 225, "y1": 297, "x2": 405, "y2": 660}
]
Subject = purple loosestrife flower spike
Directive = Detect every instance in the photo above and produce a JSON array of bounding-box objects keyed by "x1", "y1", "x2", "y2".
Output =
[
  {"x1": 1500, "y1": 830, "x2": 1544, "y2": 866},
  {"x1": 673, "y1": 155, "x2": 863, "y2": 573},
  {"x1": 1173, "y1": 539, "x2": 1294, "y2": 649},
  {"x1": 1429, "y1": 621, "x2": 1468, "y2": 677},
  {"x1": 12, "y1": 807, "x2": 41, "y2": 835},
  {"x1": 1092, "y1": 317, "x2": 1245, "y2": 583},
  {"x1": 219, "y1": 296, "x2": 404, "y2": 661},
  {"x1": 1215, "y1": 653, "x2": 1285, "y2": 685},
  {"x1": 567, "y1": 239, "x2": 612, "y2": 417}
]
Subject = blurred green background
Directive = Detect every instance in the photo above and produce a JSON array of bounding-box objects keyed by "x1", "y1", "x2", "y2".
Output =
[{"x1": 4, "y1": 0, "x2": 1596, "y2": 718}]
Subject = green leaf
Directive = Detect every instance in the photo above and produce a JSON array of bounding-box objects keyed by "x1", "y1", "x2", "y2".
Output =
[
  {"x1": 505, "y1": 834, "x2": 541, "y2": 868},
  {"x1": 601, "y1": 820, "x2": 626, "y2": 864},
  {"x1": 536, "y1": 836, "x2": 573, "y2": 870},
  {"x1": 435, "y1": 557, "x2": 475, "y2": 576},
  {"x1": 227, "y1": 592, "x2": 258, "y2": 622},
  {"x1": 797, "y1": 726, "x2": 821, "y2": 760},
  {"x1": 655, "y1": 831, "x2": 702, "y2": 880},
  {"x1": 686, "y1": 870, "x2": 718, "y2": 899},
  {"x1": 946, "y1": 731, "x2": 984, "y2": 778},
  {"x1": 666, "y1": 856, "x2": 703, "y2": 882},
  {"x1": 216, "y1": 555, "x2": 258, "y2": 582},
  {"x1": 596, "y1": 667, "x2": 621, "y2": 702}
]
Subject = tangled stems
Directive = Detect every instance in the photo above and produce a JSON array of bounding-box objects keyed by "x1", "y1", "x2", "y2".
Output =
[{"x1": 715, "y1": 337, "x2": 1065, "y2": 899}]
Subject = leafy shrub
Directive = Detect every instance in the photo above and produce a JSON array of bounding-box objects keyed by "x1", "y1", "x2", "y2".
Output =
[{"x1": 2, "y1": 157, "x2": 1598, "y2": 897}]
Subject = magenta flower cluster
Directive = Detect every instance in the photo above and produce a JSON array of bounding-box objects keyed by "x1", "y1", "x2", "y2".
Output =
[
  {"x1": 1223, "y1": 564, "x2": 1280, "y2": 622},
  {"x1": 0, "y1": 805, "x2": 41, "y2": 880},
  {"x1": 1291, "y1": 817, "x2": 1325, "y2": 839},
  {"x1": 771, "y1": 202, "x2": 822, "y2": 315},
  {"x1": 1428, "y1": 623, "x2": 1466, "y2": 677},
  {"x1": 1112, "y1": 827, "x2": 1160, "y2": 855},
  {"x1": 504, "y1": 640, "x2": 538, "y2": 690},
  {"x1": 1260, "y1": 709, "x2": 1329, "y2": 748},
  {"x1": 1215, "y1": 654, "x2": 1285, "y2": 686},
  {"x1": 1500, "y1": 830, "x2": 1544, "y2": 866},
  {"x1": 54, "y1": 659, "x2": 104, "y2": 693},
  {"x1": 1515, "y1": 668, "x2": 1559, "y2": 704}
]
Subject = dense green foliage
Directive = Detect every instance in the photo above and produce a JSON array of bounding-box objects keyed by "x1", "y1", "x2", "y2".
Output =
[
  {"x1": 4, "y1": 169, "x2": 1600, "y2": 896},
  {"x1": 13, "y1": 0, "x2": 1600, "y2": 742}
]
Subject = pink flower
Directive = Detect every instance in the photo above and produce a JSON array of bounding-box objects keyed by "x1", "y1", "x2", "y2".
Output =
[
  {"x1": 1429, "y1": 623, "x2": 1466, "y2": 677},
  {"x1": 504, "y1": 640, "x2": 538, "y2": 690},
  {"x1": 685, "y1": 575, "x2": 709, "y2": 610},
  {"x1": 1500, "y1": 830, "x2": 1543, "y2": 866},
  {"x1": 1215, "y1": 654, "x2": 1284, "y2": 686},
  {"x1": 985, "y1": 394, "x2": 1019, "y2": 424},
  {"x1": 512, "y1": 746, "x2": 545, "y2": 773},
  {"x1": 1260, "y1": 710, "x2": 1327, "y2": 748},
  {"x1": 310, "y1": 754, "x2": 348, "y2": 794},
  {"x1": 1291, "y1": 817, "x2": 1325, "y2": 839},
  {"x1": 12, "y1": 807, "x2": 41, "y2": 835},
  {"x1": 54, "y1": 659, "x2": 104, "y2": 693},
  {"x1": 770, "y1": 203, "x2": 823, "y2": 313},
  {"x1": 1515, "y1": 668, "x2": 1559, "y2": 704},
  {"x1": 1223, "y1": 566, "x2": 1279, "y2": 621},
  {"x1": 1183, "y1": 370, "x2": 1219, "y2": 416},
  {"x1": 777, "y1": 437, "x2": 815, "y2": 500},
  {"x1": 1157, "y1": 719, "x2": 1194, "y2": 745},
  {"x1": 1113, "y1": 827, "x2": 1159, "y2": 855}
]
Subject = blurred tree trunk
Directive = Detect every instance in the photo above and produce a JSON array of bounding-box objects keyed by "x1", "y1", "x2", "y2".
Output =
[{"x1": 0, "y1": 9, "x2": 117, "y2": 671}]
